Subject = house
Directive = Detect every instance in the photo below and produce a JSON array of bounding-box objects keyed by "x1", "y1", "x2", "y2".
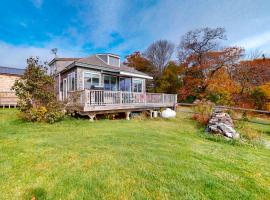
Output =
[
  {"x1": 49, "y1": 53, "x2": 177, "y2": 119},
  {"x1": 0, "y1": 66, "x2": 25, "y2": 108}
]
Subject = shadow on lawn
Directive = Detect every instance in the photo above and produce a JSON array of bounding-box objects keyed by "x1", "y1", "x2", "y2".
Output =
[{"x1": 23, "y1": 187, "x2": 47, "y2": 200}]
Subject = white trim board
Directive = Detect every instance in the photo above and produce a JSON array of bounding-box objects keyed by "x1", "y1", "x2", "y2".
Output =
[{"x1": 120, "y1": 71, "x2": 153, "y2": 79}]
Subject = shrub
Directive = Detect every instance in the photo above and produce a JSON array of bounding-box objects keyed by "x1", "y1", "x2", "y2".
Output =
[
  {"x1": 206, "y1": 91, "x2": 234, "y2": 106},
  {"x1": 241, "y1": 128, "x2": 262, "y2": 141},
  {"x1": 12, "y1": 57, "x2": 65, "y2": 123},
  {"x1": 192, "y1": 100, "x2": 214, "y2": 125},
  {"x1": 250, "y1": 82, "x2": 270, "y2": 111}
]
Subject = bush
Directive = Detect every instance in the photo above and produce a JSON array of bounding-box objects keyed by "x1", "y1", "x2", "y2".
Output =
[
  {"x1": 207, "y1": 90, "x2": 234, "y2": 106},
  {"x1": 192, "y1": 100, "x2": 214, "y2": 125},
  {"x1": 251, "y1": 82, "x2": 270, "y2": 111},
  {"x1": 12, "y1": 57, "x2": 64, "y2": 123},
  {"x1": 21, "y1": 103, "x2": 65, "y2": 123}
]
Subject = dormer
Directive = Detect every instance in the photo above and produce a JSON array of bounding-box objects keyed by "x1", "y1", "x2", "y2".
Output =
[{"x1": 97, "y1": 53, "x2": 120, "y2": 67}]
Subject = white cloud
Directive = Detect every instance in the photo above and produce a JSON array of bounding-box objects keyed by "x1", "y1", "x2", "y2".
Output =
[
  {"x1": 31, "y1": 0, "x2": 43, "y2": 8},
  {"x1": 77, "y1": 0, "x2": 125, "y2": 49},
  {"x1": 0, "y1": 41, "x2": 84, "y2": 68},
  {"x1": 234, "y1": 31, "x2": 270, "y2": 50}
]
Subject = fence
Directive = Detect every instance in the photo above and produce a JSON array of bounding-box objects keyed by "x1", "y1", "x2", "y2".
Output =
[
  {"x1": 0, "y1": 91, "x2": 17, "y2": 108},
  {"x1": 177, "y1": 103, "x2": 270, "y2": 125}
]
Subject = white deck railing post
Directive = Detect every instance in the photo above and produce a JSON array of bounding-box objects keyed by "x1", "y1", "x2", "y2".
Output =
[
  {"x1": 162, "y1": 93, "x2": 165, "y2": 104},
  {"x1": 144, "y1": 93, "x2": 147, "y2": 105},
  {"x1": 119, "y1": 91, "x2": 122, "y2": 104}
]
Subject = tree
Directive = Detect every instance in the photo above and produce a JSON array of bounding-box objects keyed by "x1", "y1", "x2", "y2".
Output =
[
  {"x1": 178, "y1": 47, "x2": 243, "y2": 101},
  {"x1": 157, "y1": 61, "x2": 183, "y2": 94},
  {"x1": 206, "y1": 67, "x2": 240, "y2": 105},
  {"x1": 144, "y1": 40, "x2": 174, "y2": 75},
  {"x1": 178, "y1": 27, "x2": 226, "y2": 65},
  {"x1": 233, "y1": 58, "x2": 270, "y2": 93},
  {"x1": 124, "y1": 51, "x2": 155, "y2": 74},
  {"x1": 124, "y1": 52, "x2": 156, "y2": 91},
  {"x1": 12, "y1": 57, "x2": 64, "y2": 123},
  {"x1": 251, "y1": 82, "x2": 270, "y2": 110}
]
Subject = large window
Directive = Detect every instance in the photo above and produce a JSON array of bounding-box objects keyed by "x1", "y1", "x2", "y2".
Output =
[
  {"x1": 120, "y1": 78, "x2": 131, "y2": 92},
  {"x1": 133, "y1": 79, "x2": 143, "y2": 93},
  {"x1": 104, "y1": 75, "x2": 118, "y2": 91},
  {"x1": 84, "y1": 72, "x2": 101, "y2": 89},
  {"x1": 67, "y1": 72, "x2": 76, "y2": 91},
  {"x1": 108, "y1": 56, "x2": 120, "y2": 67}
]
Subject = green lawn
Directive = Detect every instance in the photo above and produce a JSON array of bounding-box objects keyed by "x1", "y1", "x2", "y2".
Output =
[{"x1": 0, "y1": 109, "x2": 270, "y2": 200}]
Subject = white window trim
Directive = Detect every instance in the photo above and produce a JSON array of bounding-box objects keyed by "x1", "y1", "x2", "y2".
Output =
[
  {"x1": 96, "y1": 54, "x2": 120, "y2": 67},
  {"x1": 120, "y1": 71, "x2": 153, "y2": 79},
  {"x1": 133, "y1": 78, "x2": 144, "y2": 93},
  {"x1": 67, "y1": 72, "x2": 76, "y2": 91},
  {"x1": 63, "y1": 78, "x2": 67, "y2": 99}
]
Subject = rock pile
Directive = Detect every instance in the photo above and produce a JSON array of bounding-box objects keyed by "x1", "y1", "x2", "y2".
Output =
[{"x1": 206, "y1": 110, "x2": 240, "y2": 139}]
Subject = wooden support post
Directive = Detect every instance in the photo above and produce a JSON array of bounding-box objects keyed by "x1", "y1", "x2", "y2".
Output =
[
  {"x1": 174, "y1": 94, "x2": 178, "y2": 111},
  {"x1": 150, "y1": 110, "x2": 154, "y2": 118},
  {"x1": 126, "y1": 112, "x2": 131, "y2": 120}
]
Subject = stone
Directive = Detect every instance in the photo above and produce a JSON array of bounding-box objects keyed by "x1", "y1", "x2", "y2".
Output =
[{"x1": 207, "y1": 110, "x2": 239, "y2": 139}]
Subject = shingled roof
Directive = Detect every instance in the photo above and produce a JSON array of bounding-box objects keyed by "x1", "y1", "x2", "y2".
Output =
[{"x1": 0, "y1": 66, "x2": 25, "y2": 76}]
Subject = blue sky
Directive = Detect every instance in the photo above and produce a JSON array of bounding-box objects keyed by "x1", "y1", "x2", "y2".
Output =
[{"x1": 1, "y1": 0, "x2": 270, "y2": 68}]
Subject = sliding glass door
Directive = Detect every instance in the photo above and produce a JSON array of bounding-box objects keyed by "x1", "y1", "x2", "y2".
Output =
[
  {"x1": 120, "y1": 77, "x2": 132, "y2": 92},
  {"x1": 104, "y1": 75, "x2": 118, "y2": 91}
]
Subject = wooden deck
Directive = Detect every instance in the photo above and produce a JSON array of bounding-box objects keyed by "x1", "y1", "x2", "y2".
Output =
[{"x1": 66, "y1": 89, "x2": 177, "y2": 114}]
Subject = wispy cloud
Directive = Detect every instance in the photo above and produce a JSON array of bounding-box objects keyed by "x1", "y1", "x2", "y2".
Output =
[
  {"x1": 0, "y1": 41, "x2": 85, "y2": 68},
  {"x1": 234, "y1": 31, "x2": 270, "y2": 50}
]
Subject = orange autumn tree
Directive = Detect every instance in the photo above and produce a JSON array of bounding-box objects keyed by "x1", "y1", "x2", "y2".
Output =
[
  {"x1": 124, "y1": 51, "x2": 155, "y2": 74},
  {"x1": 206, "y1": 67, "x2": 240, "y2": 105},
  {"x1": 178, "y1": 47, "x2": 243, "y2": 102},
  {"x1": 233, "y1": 58, "x2": 270, "y2": 93}
]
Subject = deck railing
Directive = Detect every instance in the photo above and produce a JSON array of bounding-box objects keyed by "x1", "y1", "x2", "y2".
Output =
[
  {"x1": 0, "y1": 91, "x2": 17, "y2": 107},
  {"x1": 67, "y1": 89, "x2": 177, "y2": 108}
]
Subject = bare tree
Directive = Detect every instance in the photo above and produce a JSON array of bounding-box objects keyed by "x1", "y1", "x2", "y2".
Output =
[
  {"x1": 246, "y1": 49, "x2": 264, "y2": 60},
  {"x1": 144, "y1": 40, "x2": 174, "y2": 74},
  {"x1": 177, "y1": 27, "x2": 226, "y2": 65}
]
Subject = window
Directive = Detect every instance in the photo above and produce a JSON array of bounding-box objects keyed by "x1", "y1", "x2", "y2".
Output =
[
  {"x1": 108, "y1": 56, "x2": 120, "y2": 67},
  {"x1": 84, "y1": 72, "x2": 101, "y2": 89},
  {"x1": 67, "y1": 72, "x2": 76, "y2": 91},
  {"x1": 104, "y1": 75, "x2": 118, "y2": 91},
  {"x1": 120, "y1": 78, "x2": 131, "y2": 92},
  {"x1": 133, "y1": 79, "x2": 143, "y2": 93}
]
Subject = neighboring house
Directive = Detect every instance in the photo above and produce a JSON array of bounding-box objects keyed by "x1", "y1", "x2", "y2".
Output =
[
  {"x1": 49, "y1": 53, "x2": 177, "y2": 119},
  {"x1": 0, "y1": 66, "x2": 25, "y2": 107}
]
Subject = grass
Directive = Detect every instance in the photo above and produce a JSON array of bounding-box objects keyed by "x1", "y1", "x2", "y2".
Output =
[{"x1": 0, "y1": 109, "x2": 270, "y2": 200}]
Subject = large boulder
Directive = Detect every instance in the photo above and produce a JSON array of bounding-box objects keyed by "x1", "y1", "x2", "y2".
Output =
[
  {"x1": 206, "y1": 110, "x2": 239, "y2": 139},
  {"x1": 161, "y1": 108, "x2": 176, "y2": 118}
]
